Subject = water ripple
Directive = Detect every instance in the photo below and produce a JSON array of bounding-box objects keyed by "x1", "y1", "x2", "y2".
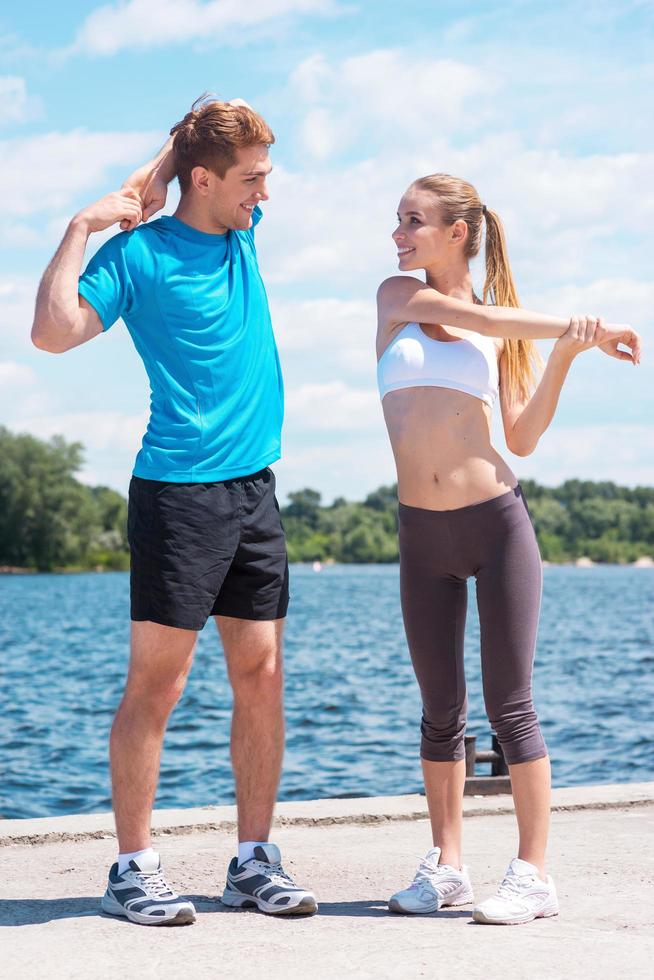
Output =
[{"x1": 0, "y1": 565, "x2": 653, "y2": 818}]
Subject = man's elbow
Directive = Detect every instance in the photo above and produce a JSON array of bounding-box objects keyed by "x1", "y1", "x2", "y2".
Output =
[{"x1": 31, "y1": 321, "x2": 69, "y2": 354}]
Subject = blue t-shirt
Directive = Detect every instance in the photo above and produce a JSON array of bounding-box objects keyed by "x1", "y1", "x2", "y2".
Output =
[{"x1": 78, "y1": 207, "x2": 284, "y2": 482}]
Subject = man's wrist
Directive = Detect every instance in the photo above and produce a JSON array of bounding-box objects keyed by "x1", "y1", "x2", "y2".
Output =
[{"x1": 69, "y1": 212, "x2": 94, "y2": 237}]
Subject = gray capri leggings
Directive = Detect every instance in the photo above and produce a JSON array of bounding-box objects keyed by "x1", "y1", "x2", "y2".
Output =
[{"x1": 399, "y1": 485, "x2": 547, "y2": 766}]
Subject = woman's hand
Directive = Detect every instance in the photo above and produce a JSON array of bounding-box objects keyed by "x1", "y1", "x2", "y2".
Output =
[
  {"x1": 554, "y1": 315, "x2": 642, "y2": 365},
  {"x1": 73, "y1": 188, "x2": 142, "y2": 234},
  {"x1": 597, "y1": 323, "x2": 642, "y2": 365},
  {"x1": 553, "y1": 314, "x2": 604, "y2": 360}
]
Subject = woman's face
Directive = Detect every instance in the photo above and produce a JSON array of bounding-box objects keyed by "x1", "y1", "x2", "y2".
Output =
[{"x1": 392, "y1": 186, "x2": 453, "y2": 271}]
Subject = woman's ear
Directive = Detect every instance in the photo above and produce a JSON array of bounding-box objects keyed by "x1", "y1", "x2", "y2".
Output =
[{"x1": 450, "y1": 218, "x2": 468, "y2": 246}]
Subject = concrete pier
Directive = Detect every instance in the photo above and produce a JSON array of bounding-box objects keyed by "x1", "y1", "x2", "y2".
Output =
[{"x1": 2, "y1": 783, "x2": 653, "y2": 980}]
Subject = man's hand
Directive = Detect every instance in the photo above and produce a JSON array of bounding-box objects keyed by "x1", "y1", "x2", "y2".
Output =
[
  {"x1": 73, "y1": 188, "x2": 143, "y2": 234},
  {"x1": 228, "y1": 98, "x2": 253, "y2": 110},
  {"x1": 120, "y1": 167, "x2": 168, "y2": 230}
]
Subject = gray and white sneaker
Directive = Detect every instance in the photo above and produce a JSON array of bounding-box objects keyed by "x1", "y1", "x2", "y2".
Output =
[
  {"x1": 101, "y1": 852, "x2": 196, "y2": 926},
  {"x1": 473, "y1": 858, "x2": 559, "y2": 925},
  {"x1": 221, "y1": 843, "x2": 318, "y2": 915},
  {"x1": 389, "y1": 846, "x2": 474, "y2": 914}
]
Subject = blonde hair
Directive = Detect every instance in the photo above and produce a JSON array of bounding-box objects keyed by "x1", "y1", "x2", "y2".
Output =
[
  {"x1": 413, "y1": 173, "x2": 542, "y2": 404},
  {"x1": 170, "y1": 94, "x2": 275, "y2": 193}
]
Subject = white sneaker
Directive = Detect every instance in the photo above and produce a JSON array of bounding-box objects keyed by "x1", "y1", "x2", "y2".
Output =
[
  {"x1": 388, "y1": 847, "x2": 474, "y2": 914},
  {"x1": 101, "y1": 853, "x2": 196, "y2": 926},
  {"x1": 473, "y1": 858, "x2": 559, "y2": 925}
]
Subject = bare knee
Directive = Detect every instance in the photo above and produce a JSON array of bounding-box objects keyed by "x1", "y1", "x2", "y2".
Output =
[
  {"x1": 120, "y1": 658, "x2": 193, "y2": 724},
  {"x1": 230, "y1": 649, "x2": 283, "y2": 701}
]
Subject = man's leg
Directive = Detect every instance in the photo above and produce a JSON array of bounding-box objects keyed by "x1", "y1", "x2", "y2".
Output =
[
  {"x1": 216, "y1": 614, "x2": 317, "y2": 915},
  {"x1": 216, "y1": 615, "x2": 284, "y2": 843},
  {"x1": 102, "y1": 621, "x2": 198, "y2": 925},
  {"x1": 110, "y1": 620, "x2": 197, "y2": 852}
]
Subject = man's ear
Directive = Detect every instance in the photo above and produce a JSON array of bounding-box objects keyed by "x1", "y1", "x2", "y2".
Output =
[{"x1": 190, "y1": 165, "x2": 212, "y2": 196}]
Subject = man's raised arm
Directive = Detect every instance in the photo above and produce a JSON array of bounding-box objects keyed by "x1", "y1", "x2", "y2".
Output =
[{"x1": 31, "y1": 189, "x2": 142, "y2": 354}]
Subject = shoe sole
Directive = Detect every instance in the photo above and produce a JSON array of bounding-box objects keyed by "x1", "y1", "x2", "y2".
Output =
[
  {"x1": 221, "y1": 887, "x2": 318, "y2": 916},
  {"x1": 101, "y1": 893, "x2": 196, "y2": 926},
  {"x1": 388, "y1": 897, "x2": 440, "y2": 914},
  {"x1": 472, "y1": 905, "x2": 559, "y2": 926},
  {"x1": 388, "y1": 886, "x2": 474, "y2": 915}
]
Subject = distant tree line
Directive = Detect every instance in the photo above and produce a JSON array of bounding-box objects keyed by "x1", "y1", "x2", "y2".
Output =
[
  {"x1": 1, "y1": 428, "x2": 652, "y2": 571},
  {"x1": 0, "y1": 427, "x2": 128, "y2": 572},
  {"x1": 282, "y1": 480, "x2": 654, "y2": 565}
]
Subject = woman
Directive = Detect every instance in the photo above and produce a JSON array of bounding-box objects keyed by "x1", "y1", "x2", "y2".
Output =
[{"x1": 376, "y1": 174, "x2": 641, "y2": 925}]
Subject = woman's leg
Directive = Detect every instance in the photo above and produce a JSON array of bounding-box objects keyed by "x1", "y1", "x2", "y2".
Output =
[
  {"x1": 421, "y1": 758, "x2": 467, "y2": 868},
  {"x1": 475, "y1": 491, "x2": 550, "y2": 877},
  {"x1": 399, "y1": 504, "x2": 469, "y2": 868},
  {"x1": 507, "y1": 756, "x2": 551, "y2": 877}
]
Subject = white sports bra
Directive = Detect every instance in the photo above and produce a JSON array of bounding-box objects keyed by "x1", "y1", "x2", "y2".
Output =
[{"x1": 377, "y1": 322, "x2": 499, "y2": 408}]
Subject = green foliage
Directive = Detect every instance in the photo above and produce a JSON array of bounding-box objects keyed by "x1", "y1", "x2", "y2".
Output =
[
  {"x1": 1, "y1": 427, "x2": 652, "y2": 569},
  {"x1": 280, "y1": 479, "x2": 654, "y2": 565},
  {"x1": 0, "y1": 427, "x2": 130, "y2": 572}
]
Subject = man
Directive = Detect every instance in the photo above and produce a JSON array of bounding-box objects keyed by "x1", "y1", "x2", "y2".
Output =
[{"x1": 31, "y1": 96, "x2": 317, "y2": 925}]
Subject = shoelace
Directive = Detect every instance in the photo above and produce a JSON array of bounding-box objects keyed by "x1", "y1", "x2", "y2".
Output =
[
  {"x1": 412, "y1": 856, "x2": 450, "y2": 886},
  {"x1": 496, "y1": 872, "x2": 534, "y2": 899},
  {"x1": 252, "y1": 860, "x2": 296, "y2": 888},
  {"x1": 133, "y1": 868, "x2": 174, "y2": 899}
]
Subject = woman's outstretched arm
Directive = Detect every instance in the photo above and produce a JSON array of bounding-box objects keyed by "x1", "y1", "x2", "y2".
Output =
[
  {"x1": 499, "y1": 316, "x2": 616, "y2": 457},
  {"x1": 377, "y1": 276, "x2": 641, "y2": 362}
]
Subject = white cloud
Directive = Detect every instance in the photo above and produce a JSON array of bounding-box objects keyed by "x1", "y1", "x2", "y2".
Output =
[
  {"x1": 0, "y1": 129, "x2": 160, "y2": 218},
  {"x1": 0, "y1": 277, "x2": 38, "y2": 350},
  {"x1": 273, "y1": 296, "x2": 376, "y2": 377},
  {"x1": 0, "y1": 76, "x2": 40, "y2": 126},
  {"x1": 290, "y1": 50, "x2": 498, "y2": 160},
  {"x1": 0, "y1": 360, "x2": 36, "y2": 385},
  {"x1": 69, "y1": 0, "x2": 344, "y2": 57},
  {"x1": 257, "y1": 136, "x2": 654, "y2": 296},
  {"x1": 10, "y1": 410, "x2": 147, "y2": 454},
  {"x1": 274, "y1": 434, "x2": 396, "y2": 504},
  {"x1": 512, "y1": 423, "x2": 654, "y2": 487},
  {"x1": 0, "y1": 360, "x2": 50, "y2": 416},
  {"x1": 285, "y1": 380, "x2": 381, "y2": 431}
]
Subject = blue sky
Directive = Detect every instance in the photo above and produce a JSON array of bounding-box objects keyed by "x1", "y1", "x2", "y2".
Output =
[{"x1": 1, "y1": 0, "x2": 653, "y2": 501}]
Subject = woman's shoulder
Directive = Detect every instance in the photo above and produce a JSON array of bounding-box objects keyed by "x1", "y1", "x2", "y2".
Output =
[{"x1": 377, "y1": 275, "x2": 425, "y2": 304}]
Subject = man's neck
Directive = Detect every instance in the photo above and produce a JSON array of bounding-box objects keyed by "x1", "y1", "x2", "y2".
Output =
[{"x1": 174, "y1": 199, "x2": 228, "y2": 235}]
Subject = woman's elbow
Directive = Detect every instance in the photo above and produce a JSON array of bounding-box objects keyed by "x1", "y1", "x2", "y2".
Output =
[{"x1": 507, "y1": 438, "x2": 537, "y2": 457}]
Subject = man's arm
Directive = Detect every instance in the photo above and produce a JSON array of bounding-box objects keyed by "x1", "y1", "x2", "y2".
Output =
[
  {"x1": 32, "y1": 189, "x2": 142, "y2": 354},
  {"x1": 120, "y1": 137, "x2": 175, "y2": 229}
]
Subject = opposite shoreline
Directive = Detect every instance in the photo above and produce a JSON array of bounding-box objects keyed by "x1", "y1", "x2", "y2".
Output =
[{"x1": 3, "y1": 781, "x2": 652, "y2": 848}]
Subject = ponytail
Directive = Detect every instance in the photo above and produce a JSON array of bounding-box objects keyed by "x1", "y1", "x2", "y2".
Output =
[
  {"x1": 483, "y1": 207, "x2": 542, "y2": 404},
  {"x1": 413, "y1": 174, "x2": 542, "y2": 404}
]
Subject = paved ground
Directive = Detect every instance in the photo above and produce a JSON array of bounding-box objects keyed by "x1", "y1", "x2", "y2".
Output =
[{"x1": 2, "y1": 789, "x2": 653, "y2": 980}]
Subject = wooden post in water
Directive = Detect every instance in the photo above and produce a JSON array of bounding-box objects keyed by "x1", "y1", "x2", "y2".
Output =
[{"x1": 463, "y1": 733, "x2": 511, "y2": 795}]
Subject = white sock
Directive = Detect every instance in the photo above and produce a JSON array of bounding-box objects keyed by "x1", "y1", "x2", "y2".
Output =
[
  {"x1": 238, "y1": 841, "x2": 266, "y2": 866},
  {"x1": 118, "y1": 847, "x2": 158, "y2": 875}
]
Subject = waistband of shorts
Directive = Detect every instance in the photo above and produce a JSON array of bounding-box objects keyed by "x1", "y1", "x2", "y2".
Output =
[
  {"x1": 398, "y1": 484, "x2": 524, "y2": 521},
  {"x1": 131, "y1": 467, "x2": 271, "y2": 490}
]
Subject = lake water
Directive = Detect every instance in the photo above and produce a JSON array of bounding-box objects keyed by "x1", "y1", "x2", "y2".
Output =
[{"x1": 1, "y1": 565, "x2": 652, "y2": 819}]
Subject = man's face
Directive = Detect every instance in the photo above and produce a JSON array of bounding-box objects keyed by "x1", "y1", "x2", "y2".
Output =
[{"x1": 201, "y1": 144, "x2": 272, "y2": 232}]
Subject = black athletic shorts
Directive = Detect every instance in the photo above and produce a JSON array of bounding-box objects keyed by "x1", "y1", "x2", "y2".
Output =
[{"x1": 127, "y1": 467, "x2": 289, "y2": 630}]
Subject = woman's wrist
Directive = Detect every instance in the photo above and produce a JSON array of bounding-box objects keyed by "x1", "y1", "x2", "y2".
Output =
[{"x1": 549, "y1": 342, "x2": 577, "y2": 367}]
